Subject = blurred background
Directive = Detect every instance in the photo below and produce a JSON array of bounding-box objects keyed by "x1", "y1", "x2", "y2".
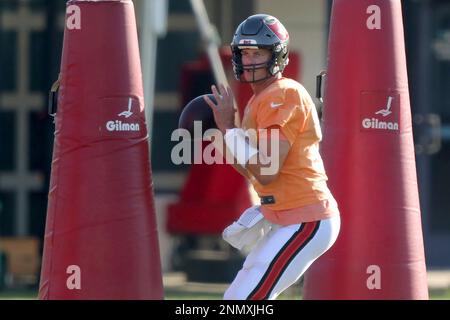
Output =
[{"x1": 0, "y1": 0, "x2": 449, "y2": 298}]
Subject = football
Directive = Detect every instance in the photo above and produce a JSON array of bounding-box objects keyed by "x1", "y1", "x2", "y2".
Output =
[{"x1": 178, "y1": 94, "x2": 217, "y2": 135}]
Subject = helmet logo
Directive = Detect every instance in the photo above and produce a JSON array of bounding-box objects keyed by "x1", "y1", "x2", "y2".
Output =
[
  {"x1": 266, "y1": 21, "x2": 289, "y2": 41},
  {"x1": 239, "y1": 39, "x2": 257, "y2": 45}
]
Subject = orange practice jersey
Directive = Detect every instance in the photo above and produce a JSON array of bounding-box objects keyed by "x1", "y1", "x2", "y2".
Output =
[{"x1": 241, "y1": 77, "x2": 338, "y2": 223}]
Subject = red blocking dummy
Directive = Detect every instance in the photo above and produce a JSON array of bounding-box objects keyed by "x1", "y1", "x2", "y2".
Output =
[
  {"x1": 303, "y1": 0, "x2": 428, "y2": 299},
  {"x1": 38, "y1": 0, "x2": 163, "y2": 299}
]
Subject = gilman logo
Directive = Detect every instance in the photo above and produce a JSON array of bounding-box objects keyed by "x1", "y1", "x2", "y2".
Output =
[
  {"x1": 106, "y1": 98, "x2": 140, "y2": 132},
  {"x1": 362, "y1": 117, "x2": 398, "y2": 131},
  {"x1": 361, "y1": 93, "x2": 400, "y2": 132},
  {"x1": 106, "y1": 120, "x2": 140, "y2": 132}
]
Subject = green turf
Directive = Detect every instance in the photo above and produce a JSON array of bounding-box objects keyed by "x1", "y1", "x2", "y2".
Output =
[
  {"x1": 1, "y1": 288, "x2": 449, "y2": 300},
  {"x1": 430, "y1": 288, "x2": 450, "y2": 300}
]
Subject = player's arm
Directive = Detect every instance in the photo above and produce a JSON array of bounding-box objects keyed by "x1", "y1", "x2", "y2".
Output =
[
  {"x1": 205, "y1": 124, "x2": 250, "y2": 180},
  {"x1": 245, "y1": 132, "x2": 290, "y2": 185},
  {"x1": 205, "y1": 84, "x2": 291, "y2": 183},
  {"x1": 212, "y1": 128, "x2": 290, "y2": 184},
  {"x1": 221, "y1": 125, "x2": 290, "y2": 185},
  {"x1": 203, "y1": 86, "x2": 249, "y2": 179}
]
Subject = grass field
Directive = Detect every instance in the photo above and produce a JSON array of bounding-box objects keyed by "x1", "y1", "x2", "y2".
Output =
[
  {"x1": 1, "y1": 288, "x2": 449, "y2": 300},
  {"x1": 2, "y1": 272, "x2": 449, "y2": 300}
]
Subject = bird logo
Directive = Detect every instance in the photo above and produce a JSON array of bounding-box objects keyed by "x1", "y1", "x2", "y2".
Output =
[
  {"x1": 118, "y1": 98, "x2": 134, "y2": 118},
  {"x1": 375, "y1": 96, "x2": 393, "y2": 117}
]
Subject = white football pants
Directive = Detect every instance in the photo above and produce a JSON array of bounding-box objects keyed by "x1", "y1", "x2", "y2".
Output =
[{"x1": 224, "y1": 214, "x2": 340, "y2": 300}]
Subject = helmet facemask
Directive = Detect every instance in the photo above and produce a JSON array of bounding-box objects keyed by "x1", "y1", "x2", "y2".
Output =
[{"x1": 232, "y1": 47, "x2": 287, "y2": 83}]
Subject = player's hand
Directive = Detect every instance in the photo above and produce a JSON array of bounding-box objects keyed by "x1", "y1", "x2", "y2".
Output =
[{"x1": 204, "y1": 84, "x2": 237, "y2": 134}]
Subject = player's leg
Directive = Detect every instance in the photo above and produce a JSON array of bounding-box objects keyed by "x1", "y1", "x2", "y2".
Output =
[
  {"x1": 264, "y1": 215, "x2": 340, "y2": 299},
  {"x1": 223, "y1": 222, "x2": 278, "y2": 300},
  {"x1": 224, "y1": 215, "x2": 340, "y2": 300},
  {"x1": 224, "y1": 222, "x2": 303, "y2": 299}
]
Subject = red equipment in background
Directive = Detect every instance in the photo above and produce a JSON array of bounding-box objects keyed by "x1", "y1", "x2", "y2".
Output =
[
  {"x1": 303, "y1": 0, "x2": 428, "y2": 299},
  {"x1": 39, "y1": 0, "x2": 163, "y2": 299}
]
